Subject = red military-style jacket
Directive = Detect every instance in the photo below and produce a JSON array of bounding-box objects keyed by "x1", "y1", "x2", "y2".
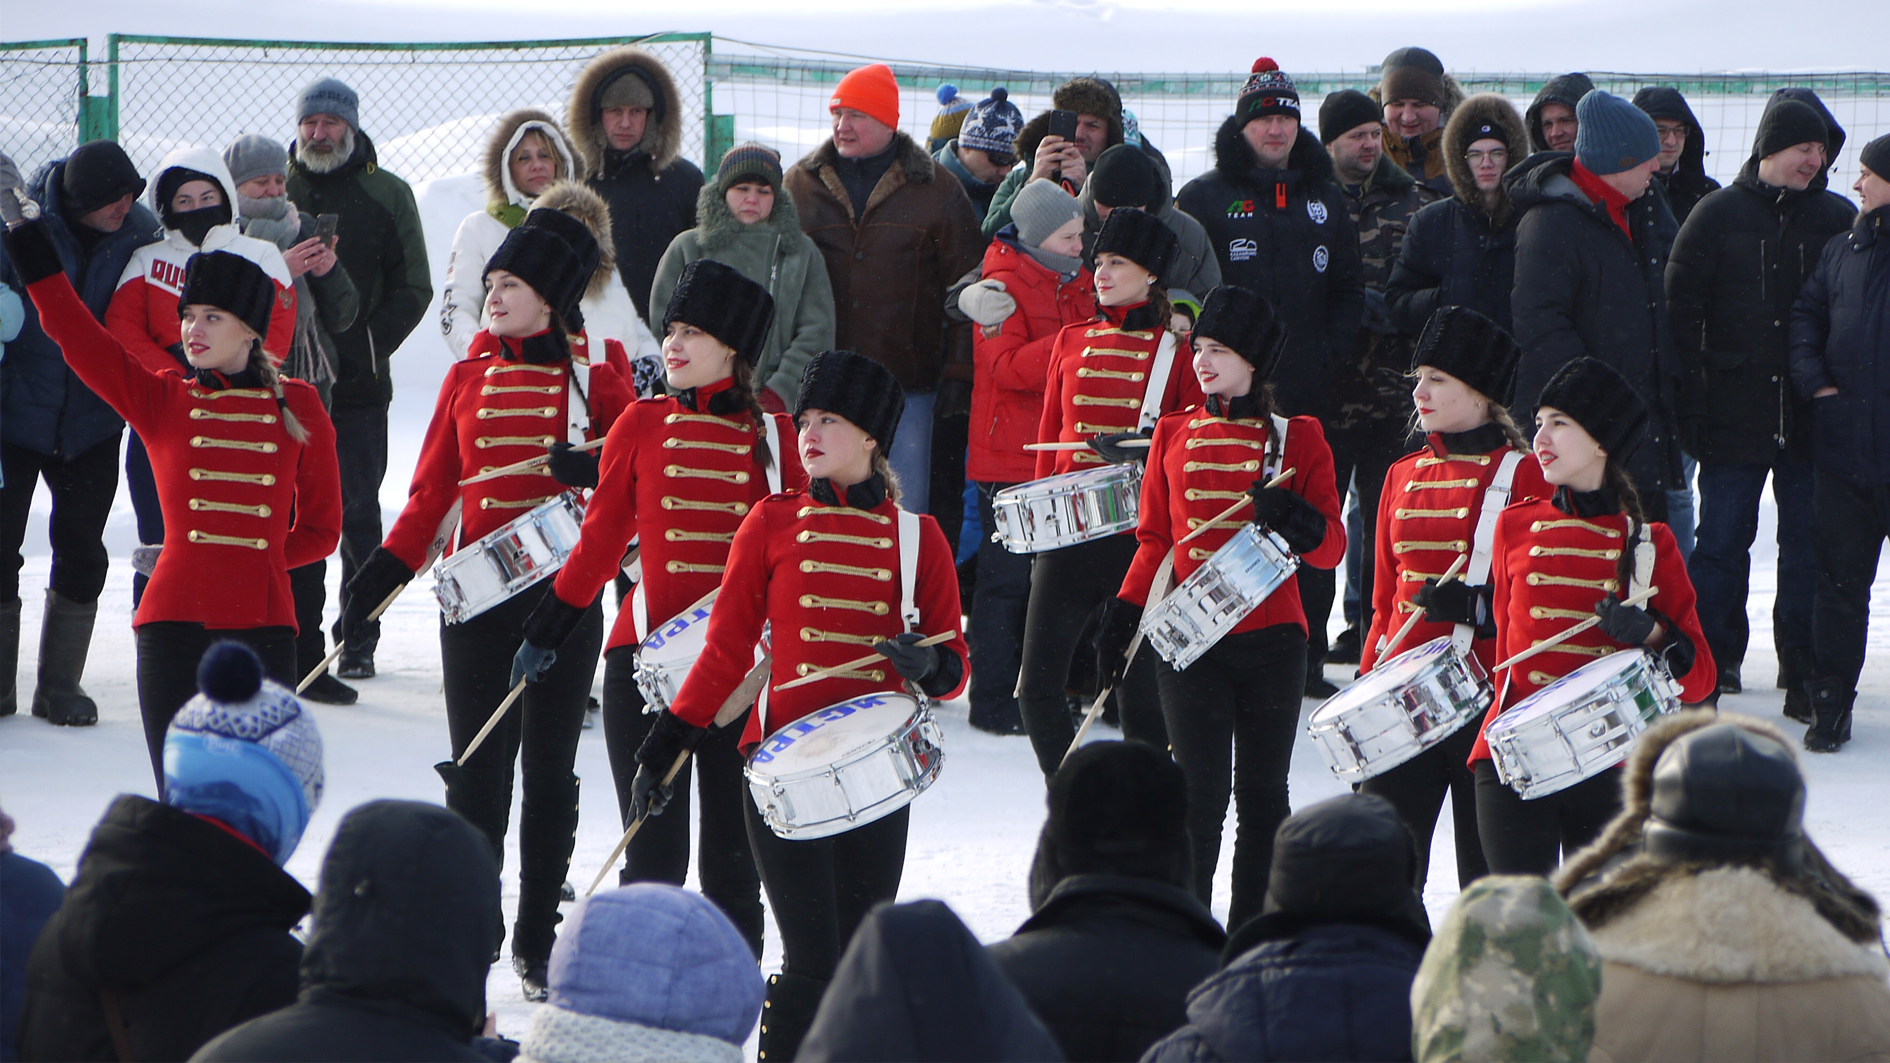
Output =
[
  {"x1": 27, "y1": 270, "x2": 339, "y2": 631},
  {"x1": 1468, "y1": 491, "x2": 1717, "y2": 764},
  {"x1": 1359, "y1": 426, "x2": 1553, "y2": 675},
  {"x1": 1035, "y1": 302, "x2": 1202, "y2": 480},
  {"x1": 382, "y1": 329, "x2": 633, "y2": 571},
  {"x1": 664, "y1": 479, "x2": 969, "y2": 751},
  {"x1": 1118, "y1": 398, "x2": 1345, "y2": 637},
  {"x1": 551, "y1": 376, "x2": 805, "y2": 652}
]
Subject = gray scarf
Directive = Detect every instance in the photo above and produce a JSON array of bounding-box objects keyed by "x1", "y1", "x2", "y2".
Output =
[
  {"x1": 236, "y1": 192, "x2": 333, "y2": 386},
  {"x1": 1022, "y1": 241, "x2": 1084, "y2": 280}
]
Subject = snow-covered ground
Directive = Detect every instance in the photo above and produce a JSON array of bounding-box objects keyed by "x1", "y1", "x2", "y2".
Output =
[{"x1": 4, "y1": 486, "x2": 1888, "y2": 1040}]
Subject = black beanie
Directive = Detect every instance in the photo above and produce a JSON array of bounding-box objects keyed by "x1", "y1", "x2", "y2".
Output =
[
  {"x1": 1535, "y1": 356, "x2": 1647, "y2": 461},
  {"x1": 1862, "y1": 134, "x2": 1890, "y2": 179},
  {"x1": 795, "y1": 350, "x2": 904, "y2": 447},
  {"x1": 1318, "y1": 89, "x2": 1383, "y2": 145},
  {"x1": 484, "y1": 225, "x2": 589, "y2": 328},
  {"x1": 1752, "y1": 98, "x2": 1829, "y2": 161},
  {"x1": 1411, "y1": 305, "x2": 1520, "y2": 405},
  {"x1": 1254, "y1": 793, "x2": 1431, "y2": 948},
  {"x1": 1092, "y1": 206, "x2": 1178, "y2": 281},
  {"x1": 1193, "y1": 285, "x2": 1287, "y2": 378},
  {"x1": 662, "y1": 259, "x2": 775, "y2": 366},
  {"x1": 1644, "y1": 723, "x2": 1805, "y2": 873},
  {"x1": 1038, "y1": 741, "x2": 1190, "y2": 889},
  {"x1": 60, "y1": 140, "x2": 145, "y2": 217},
  {"x1": 179, "y1": 251, "x2": 276, "y2": 340},
  {"x1": 1088, "y1": 144, "x2": 1164, "y2": 211}
]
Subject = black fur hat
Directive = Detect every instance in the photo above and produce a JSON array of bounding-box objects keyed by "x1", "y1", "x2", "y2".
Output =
[
  {"x1": 178, "y1": 250, "x2": 276, "y2": 341},
  {"x1": 662, "y1": 259, "x2": 775, "y2": 366},
  {"x1": 1092, "y1": 206, "x2": 1179, "y2": 281},
  {"x1": 795, "y1": 350, "x2": 904, "y2": 447},
  {"x1": 1535, "y1": 356, "x2": 1647, "y2": 460},
  {"x1": 1192, "y1": 285, "x2": 1287, "y2": 379},
  {"x1": 484, "y1": 224, "x2": 590, "y2": 329},
  {"x1": 1411, "y1": 305, "x2": 1520, "y2": 405},
  {"x1": 1644, "y1": 722, "x2": 1806, "y2": 873}
]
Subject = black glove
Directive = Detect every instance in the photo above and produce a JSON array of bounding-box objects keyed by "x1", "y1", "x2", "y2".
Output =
[
  {"x1": 631, "y1": 710, "x2": 708, "y2": 821},
  {"x1": 1594, "y1": 593, "x2": 1658, "y2": 646},
  {"x1": 1088, "y1": 428, "x2": 1152, "y2": 466},
  {"x1": 1093, "y1": 596, "x2": 1143, "y2": 687},
  {"x1": 546, "y1": 441, "x2": 600, "y2": 489},
  {"x1": 1414, "y1": 579, "x2": 1488, "y2": 628},
  {"x1": 1248, "y1": 484, "x2": 1326, "y2": 555},
  {"x1": 0, "y1": 218, "x2": 64, "y2": 285},
  {"x1": 340, "y1": 546, "x2": 414, "y2": 647},
  {"x1": 1362, "y1": 289, "x2": 1396, "y2": 335},
  {"x1": 510, "y1": 641, "x2": 556, "y2": 687},
  {"x1": 874, "y1": 632, "x2": 939, "y2": 684}
]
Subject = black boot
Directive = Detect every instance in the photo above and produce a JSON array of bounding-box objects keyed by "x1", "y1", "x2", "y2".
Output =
[
  {"x1": 1781, "y1": 648, "x2": 1816, "y2": 724},
  {"x1": 1, "y1": 597, "x2": 19, "y2": 717},
  {"x1": 1327, "y1": 625, "x2": 1362, "y2": 665},
  {"x1": 33, "y1": 590, "x2": 98, "y2": 726},
  {"x1": 512, "y1": 769, "x2": 580, "y2": 995},
  {"x1": 1803, "y1": 679, "x2": 1853, "y2": 753},
  {"x1": 758, "y1": 972, "x2": 830, "y2": 1062}
]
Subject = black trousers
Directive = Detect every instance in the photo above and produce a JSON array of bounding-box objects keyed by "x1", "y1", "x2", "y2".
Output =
[
  {"x1": 1018, "y1": 533, "x2": 1166, "y2": 776},
  {"x1": 290, "y1": 560, "x2": 328, "y2": 676},
  {"x1": 438, "y1": 581, "x2": 602, "y2": 960},
  {"x1": 125, "y1": 431, "x2": 164, "y2": 607},
  {"x1": 1358, "y1": 719, "x2": 1488, "y2": 890},
  {"x1": 1300, "y1": 420, "x2": 1403, "y2": 671},
  {"x1": 135, "y1": 622, "x2": 296, "y2": 790},
  {"x1": 1, "y1": 437, "x2": 119, "y2": 605},
  {"x1": 745, "y1": 799, "x2": 908, "y2": 982},
  {"x1": 1159, "y1": 623, "x2": 1306, "y2": 932},
  {"x1": 1809, "y1": 468, "x2": 1890, "y2": 691},
  {"x1": 1474, "y1": 760, "x2": 1621, "y2": 876},
  {"x1": 600, "y1": 645, "x2": 765, "y2": 957},
  {"x1": 328, "y1": 404, "x2": 389, "y2": 655},
  {"x1": 967, "y1": 481, "x2": 1031, "y2": 729}
]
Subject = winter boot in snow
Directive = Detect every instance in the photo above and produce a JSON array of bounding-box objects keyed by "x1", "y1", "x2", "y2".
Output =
[
  {"x1": 1, "y1": 597, "x2": 20, "y2": 717},
  {"x1": 758, "y1": 972, "x2": 830, "y2": 1062},
  {"x1": 1781, "y1": 647, "x2": 1816, "y2": 724},
  {"x1": 1803, "y1": 678, "x2": 1853, "y2": 753},
  {"x1": 513, "y1": 769, "x2": 580, "y2": 998},
  {"x1": 33, "y1": 590, "x2": 98, "y2": 726}
]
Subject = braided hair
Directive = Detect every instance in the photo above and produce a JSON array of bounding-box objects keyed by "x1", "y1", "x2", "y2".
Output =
[
  {"x1": 250, "y1": 339, "x2": 309, "y2": 444},
  {"x1": 725, "y1": 358, "x2": 775, "y2": 471},
  {"x1": 1603, "y1": 460, "x2": 1648, "y2": 593}
]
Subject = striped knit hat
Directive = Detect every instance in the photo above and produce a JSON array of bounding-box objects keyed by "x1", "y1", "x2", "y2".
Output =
[{"x1": 715, "y1": 142, "x2": 783, "y2": 195}]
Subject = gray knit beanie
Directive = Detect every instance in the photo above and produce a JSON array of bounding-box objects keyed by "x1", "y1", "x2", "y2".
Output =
[
  {"x1": 1574, "y1": 89, "x2": 1660, "y2": 175},
  {"x1": 1012, "y1": 179, "x2": 1082, "y2": 248},
  {"x1": 297, "y1": 77, "x2": 359, "y2": 130},
  {"x1": 223, "y1": 134, "x2": 288, "y2": 189}
]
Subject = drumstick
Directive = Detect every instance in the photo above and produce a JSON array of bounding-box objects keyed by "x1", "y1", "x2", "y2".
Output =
[
  {"x1": 297, "y1": 584, "x2": 402, "y2": 694},
  {"x1": 774, "y1": 631, "x2": 957, "y2": 691},
  {"x1": 1378, "y1": 554, "x2": 1469, "y2": 662},
  {"x1": 455, "y1": 678, "x2": 529, "y2": 766},
  {"x1": 1062, "y1": 551, "x2": 1175, "y2": 765},
  {"x1": 459, "y1": 436, "x2": 606, "y2": 486},
  {"x1": 1493, "y1": 586, "x2": 1659, "y2": 673},
  {"x1": 1175, "y1": 467, "x2": 1297, "y2": 546},
  {"x1": 1021, "y1": 439, "x2": 1153, "y2": 451}
]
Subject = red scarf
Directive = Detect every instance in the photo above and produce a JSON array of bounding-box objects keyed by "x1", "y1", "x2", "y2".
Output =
[{"x1": 1569, "y1": 161, "x2": 1633, "y2": 239}]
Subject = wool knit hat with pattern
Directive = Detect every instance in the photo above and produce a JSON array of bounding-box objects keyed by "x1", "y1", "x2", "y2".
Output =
[
  {"x1": 1380, "y1": 46, "x2": 1448, "y2": 108},
  {"x1": 1237, "y1": 58, "x2": 1300, "y2": 126},
  {"x1": 830, "y1": 64, "x2": 900, "y2": 130},
  {"x1": 297, "y1": 77, "x2": 359, "y2": 129},
  {"x1": 663, "y1": 259, "x2": 775, "y2": 366},
  {"x1": 1411, "y1": 305, "x2": 1521, "y2": 405},
  {"x1": 714, "y1": 141, "x2": 783, "y2": 196},
  {"x1": 959, "y1": 87, "x2": 1025, "y2": 159},
  {"x1": 930, "y1": 84, "x2": 972, "y2": 144},
  {"x1": 1574, "y1": 89, "x2": 1660, "y2": 175},
  {"x1": 1536, "y1": 355, "x2": 1648, "y2": 460},
  {"x1": 796, "y1": 349, "x2": 904, "y2": 447}
]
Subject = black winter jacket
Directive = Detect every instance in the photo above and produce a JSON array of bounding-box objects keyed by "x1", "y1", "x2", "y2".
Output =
[
  {"x1": 1666, "y1": 165, "x2": 1855, "y2": 464},
  {"x1": 588, "y1": 150, "x2": 703, "y2": 324},
  {"x1": 18, "y1": 796, "x2": 309, "y2": 1062},
  {"x1": 987, "y1": 875, "x2": 1224, "y2": 1063},
  {"x1": 1176, "y1": 118, "x2": 1363, "y2": 420},
  {"x1": 1790, "y1": 208, "x2": 1890, "y2": 487},
  {"x1": 1386, "y1": 195, "x2": 1518, "y2": 336},
  {"x1": 1508, "y1": 151, "x2": 1683, "y2": 494},
  {"x1": 190, "y1": 801, "x2": 504, "y2": 1063}
]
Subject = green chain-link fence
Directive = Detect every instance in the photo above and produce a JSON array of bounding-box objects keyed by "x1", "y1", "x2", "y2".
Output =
[{"x1": 0, "y1": 38, "x2": 92, "y2": 181}]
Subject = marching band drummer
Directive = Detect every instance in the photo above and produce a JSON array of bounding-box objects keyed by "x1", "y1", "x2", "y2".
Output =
[
  {"x1": 630, "y1": 349, "x2": 968, "y2": 1062},
  {"x1": 1094, "y1": 285, "x2": 1344, "y2": 931},
  {"x1": 1356, "y1": 306, "x2": 1550, "y2": 890},
  {"x1": 1017, "y1": 207, "x2": 1201, "y2": 777},
  {"x1": 0, "y1": 219, "x2": 339, "y2": 786},
  {"x1": 1471, "y1": 356, "x2": 1715, "y2": 875},
  {"x1": 512, "y1": 259, "x2": 801, "y2": 959},
  {"x1": 337, "y1": 213, "x2": 635, "y2": 1001}
]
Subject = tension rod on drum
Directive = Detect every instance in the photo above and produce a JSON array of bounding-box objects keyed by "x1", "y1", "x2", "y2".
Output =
[
  {"x1": 1378, "y1": 553, "x2": 1468, "y2": 661},
  {"x1": 774, "y1": 632, "x2": 956, "y2": 691},
  {"x1": 459, "y1": 436, "x2": 606, "y2": 486},
  {"x1": 1492, "y1": 586, "x2": 1659, "y2": 673},
  {"x1": 1175, "y1": 467, "x2": 1297, "y2": 546}
]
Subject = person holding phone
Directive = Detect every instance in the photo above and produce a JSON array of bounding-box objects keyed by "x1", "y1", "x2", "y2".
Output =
[{"x1": 984, "y1": 76, "x2": 1164, "y2": 240}]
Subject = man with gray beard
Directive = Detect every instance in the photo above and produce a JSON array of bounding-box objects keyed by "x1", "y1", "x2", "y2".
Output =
[{"x1": 286, "y1": 77, "x2": 430, "y2": 682}]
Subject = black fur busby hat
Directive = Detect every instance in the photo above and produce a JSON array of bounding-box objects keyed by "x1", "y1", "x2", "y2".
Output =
[
  {"x1": 484, "y1": 224, "x2": 590, "y2": 329},
  {"x1": 1092, "y1": 206, "x2": 1179, "y2": 281},
  {"x1": 1643, "y1": 722, "x2": 1806, "y2": 873},
  {"x1": 178, "y1": 250, "x2": 276, "y2": 341},
  {"x1": 795, "y1": 350, "x2": 904, "y2": 447},
  {"x1": 1411, "y1": 305, "x2": 1521, "y2": 405},
  {"x1": 1535, "y1": 356, "x2": 1647, "y2": 460},
  {"x1": 1028, "y1": 740, "x2": 1192, "y2": 908},
  {"x1": 1192, "y1": 285, "x2": 1287, "y2": 379},
  {"x1": 662, "y1": 259, "x2": 775, "y2": 366}
]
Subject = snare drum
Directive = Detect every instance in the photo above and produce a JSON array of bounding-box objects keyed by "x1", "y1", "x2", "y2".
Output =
[
  {"x1": 632, "y1": 600, "x2": 714, "y2": 711},
  {"x1": 990, "y1": 464, "x2": 1140, "y2": 553},
  {"x1": 1307, "y1": 637, "x2": 1490, "y2": 782},
  {"x1": 434, "y1": 493, "x2": 586, "y2": 624},
  {"x1": 745, "y1": 692, "x2": 944, "y2": 841},
  {"x1": 1140, "y1": 524, "x2": 1299, "y2": 670},
  {"x1": 1486, "y1": 649, "x2": 1680, "y2": 800}
]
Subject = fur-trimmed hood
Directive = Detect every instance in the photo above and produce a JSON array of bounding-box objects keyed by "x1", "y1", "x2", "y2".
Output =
[
  {"x1": 1443, "y1": 93, "x2": 1528, "y2": 223},
  {"x1": 800, "y1": 130, "x2": 937, "y2": 189},
  {"x1": 481, "y1": 108, "x2": 582, "y2": 210},
  {"x1": 692, "y1": 177, "x2": 802, "y2": 254},
  {"x1": 567, "y1": 46, "x2": 684, "y2": 176},
  {"x1": 529, "y1": 179, "x2": 617, "y2": 298},
  {"x1": 1367, "y1": 72, "x2": 1468, "y2": 122},
  {"x1": 1210, "y1": 114, "x2": 1336, "y2": 190}
]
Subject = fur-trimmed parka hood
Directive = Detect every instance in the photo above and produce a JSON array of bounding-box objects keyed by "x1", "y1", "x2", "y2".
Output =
[
  {"x1": 529, "y1": 179, "x2": 617, "y2": 298},
  {"x1": 567, "y1": 46, "x2": 684, "y2": 176},
  {"x1": 1444, "y1": 93, "x2": 1528, "y2": 224},
  {"x1": 1210, "y1": 114, "x2": 1335, "y2": 190},
  {"x1": 693, "y1": 176, "x2": 802, "y2": 253},
  {"x1": 481, "y1": 108, "x2": 582, "y2": 210}
]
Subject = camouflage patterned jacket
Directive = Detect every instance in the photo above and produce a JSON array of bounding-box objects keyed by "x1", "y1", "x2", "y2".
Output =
[{"x1": 1332, "y1": 155, "x2": 1439, "y2": 433}]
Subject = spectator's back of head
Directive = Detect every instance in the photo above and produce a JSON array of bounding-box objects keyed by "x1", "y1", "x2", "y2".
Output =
[
  {"x1": 1088, "y1": 144, "x2": 1164, "y2": 212},
  {"x1": 1029, "y1": 740, "x2": 1190, "y2": 907},
  {"x1": 1233, "y1": 792, "x2": 1429, "y2": 952},
  {"x1": 1644, "y1": 721, "x2": 1805, "y2": 872},
  {"x1": 60, "y1": 140, "x2": 144, "y2": 217}
]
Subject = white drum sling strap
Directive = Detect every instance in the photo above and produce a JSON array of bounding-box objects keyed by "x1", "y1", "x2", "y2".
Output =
[
  {"x1": 1135, "y1": 331, "x2": 1179, "y2": 431},
  {"x1": 1454, "y1": 450, "x2": 1525, "y2": 652},
  {"x1": 565, "y1": 354, "x2": 591, "y2": 447}
]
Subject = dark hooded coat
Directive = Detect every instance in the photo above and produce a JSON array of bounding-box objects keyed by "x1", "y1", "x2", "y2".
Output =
[
  {"x1": 1633, "y1": 88, "x2": 1721, "y2": 223},
  {"x1": 1789, "y1": 206, "x2": 1890, "y2": 487},
  {"x1": 1176, "y1": 118, "x2": 1364, "y2": 419},
  {"x1": 1525, "y1": 73, "x2": 1595, "y2": 153}
]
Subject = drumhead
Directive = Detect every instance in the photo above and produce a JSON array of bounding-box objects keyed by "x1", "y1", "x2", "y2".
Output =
[
  {"x1": 748, "y1": 693, "x2": 922, "y2": 777},
  {"x1": 639, "y1": 601, "x2": 713, "y2": 665},
  {"x1": 1491, "y1": 649, "x2": 1650, "y2": 732},
  {"x1": 1309, "y1": 636, "x2": 1456, "y2": 723}
]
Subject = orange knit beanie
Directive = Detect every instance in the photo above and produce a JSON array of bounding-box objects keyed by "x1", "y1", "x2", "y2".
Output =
[{"x1": 830, "y1": 64, "x2": 901, "y2": 130}]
